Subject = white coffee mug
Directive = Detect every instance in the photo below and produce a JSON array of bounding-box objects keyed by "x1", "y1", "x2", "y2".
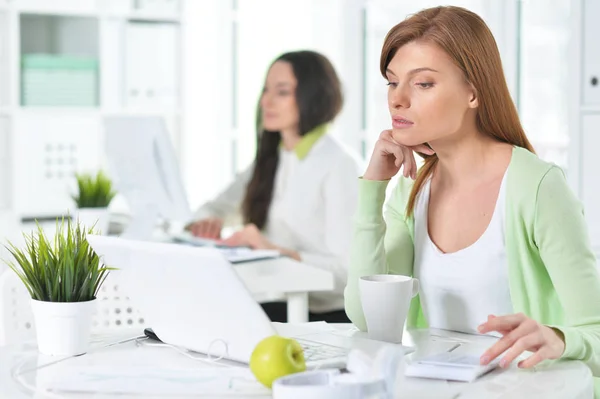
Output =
[{"x1": 359, "y1": 275, "x2": 419, "y2": 343}]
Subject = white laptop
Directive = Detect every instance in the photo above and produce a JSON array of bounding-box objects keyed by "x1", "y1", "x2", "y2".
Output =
[{"x1": 86, "y1": 235, "x2": 412, "y2": 368}]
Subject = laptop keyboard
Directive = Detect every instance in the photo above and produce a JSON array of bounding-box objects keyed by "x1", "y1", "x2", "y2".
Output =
[{"x1": 296, "y1": 338, "x2": 349, "y2": 362}]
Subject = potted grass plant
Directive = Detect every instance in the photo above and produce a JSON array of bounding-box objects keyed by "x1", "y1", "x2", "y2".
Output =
[
  {"x1": 4, "y1": 219, "x2": 113, "y2": 356},
  {"x1": 72, "y1": 171, "x2": 116, "y2": 235}
]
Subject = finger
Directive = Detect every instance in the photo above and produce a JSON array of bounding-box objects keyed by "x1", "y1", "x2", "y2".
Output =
[
  {"x1": 404, "y1": 146, "x2": 418, "y2": 179},
  {"x1": 214, "y1": 224, "x2": 222, "y2": 239},
  {"x1": 208, "y1": 221, "x2": 221, "y2": 239},
  {"x1": 486, "y1": 314, "x2": 511, "y2": 336},
  {"x1": 481, "y1": 319, "x2": 535, "y2": 364},
  {"x1": 245, "y1": 224, "x2": 261, "y2": 243},
  {"x1": 206, "y1": 225, "x2": 216, "y2": 239},
  {"x1": 379, "y1": 139, "x2": 404, "y2": 168},
  {"x1": 518, "y1": 347, "x2": 549, "y2": 369},
  {"x1": 409, "y1": 144, "x2": 435, "y2": 155},
  {"x1": 222, "y1": 232, "x2": 242, "y2": 246},
  {"x1": 498, "y1": 332, "x2": 542, "y2": 368},
  {"x1": 222, "y1": 237, "x2": 239, "y2": 247},
  {"x1": 396, "y1": 145, "x2": 406, "y2": 171},
  {"x1": 379, "y1": 129, "x2": 394, "y2": 142},
  {"x1": 247, "y1": 223, "x2": 258, "y2": 232},
  {"x1": 478, "y1": 313, "x2": 527, "y2": 334},
  {"x1": 197, "y1": 222, "x2": 210, "y2": 238},
  {"x1": 399, "y1": 147, "x2": 411, "y2": 178}
]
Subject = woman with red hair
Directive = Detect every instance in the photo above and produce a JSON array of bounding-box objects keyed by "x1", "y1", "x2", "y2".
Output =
[{"x1": 345, "y1": 6, "x2": 600, "y2": 394}]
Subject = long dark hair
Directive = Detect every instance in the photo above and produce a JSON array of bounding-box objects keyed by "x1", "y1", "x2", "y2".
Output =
[{"x1": 241, "y1": 51, "x2": 343, "y2": 229}]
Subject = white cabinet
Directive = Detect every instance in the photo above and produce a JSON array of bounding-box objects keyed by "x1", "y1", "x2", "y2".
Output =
[
  {"x1": 100, "y1": 18, "x2": 125, "y2": 109},
  {"x1": 132, "y1": 0, "x2": 180, "y2": 15},
  {"x1": 0, "y1": 116, "x2": 10, "y2": 210},
  {"x1": 124, "y1": 22, "x2": 179, "y2": 109},
  {"x1": 0, "y1": 11, "x2": 8, "y2": 107},
  {"x1": 13, "y1": 113, "x2": 102, "y2": 217},
  {"x1": 571, "y1": 1, "x2": 600, "y2": 254},
  {"x1": 583, "y1": 0, "x2": 600, "y2": 105},
  {"x1": 581, "y1": 114, "x2": 600, "y2": 248},
  {"x1": 99, "y1": 0, "x2": 131, "y2": 14},
  {"x1": 0, "y1": 117, "x2": 8, "y2": 161},
  {"x1": 9, "y1": 0, "x2": 97, "y2": 14},
  {"x1": 0, "y1": 1, "x2": 182, "y2": 219}
]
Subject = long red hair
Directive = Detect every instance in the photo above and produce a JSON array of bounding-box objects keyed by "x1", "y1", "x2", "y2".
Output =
[{"x1": 380, "y1": 6, "x2": 534, "y2": 216}]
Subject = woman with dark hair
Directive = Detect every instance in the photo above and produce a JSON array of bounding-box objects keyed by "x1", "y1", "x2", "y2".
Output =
[
  {"x1": 345, "y1": 5, "x2": 600, "y2": 393},
  {"x1": 188, "y1": 50, "x2": 361, "y2": 323}
]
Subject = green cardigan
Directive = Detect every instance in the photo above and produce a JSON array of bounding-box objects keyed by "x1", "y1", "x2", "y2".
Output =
[{"x1": 345, "y1": 146, "x2": 600, "y2": 393}]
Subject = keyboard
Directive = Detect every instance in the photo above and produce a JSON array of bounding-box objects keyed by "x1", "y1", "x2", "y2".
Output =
[{"x1": 296, "y1": 338, "x2": 349, "y2": 367}]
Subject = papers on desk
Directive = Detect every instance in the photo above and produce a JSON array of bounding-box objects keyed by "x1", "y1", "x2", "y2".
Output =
[
  {"x1": 171, "y1": 232, "x2": 220, "y2": 247},
  {"x1": 43, "y1": 366, "x2": 269, "y2": 396},
  {"x1": 170, "y1": 232, "x2": 281, "y2": 264},
  {"x1": 219, "y1": 247, "x2": 281, "y2": 264}
]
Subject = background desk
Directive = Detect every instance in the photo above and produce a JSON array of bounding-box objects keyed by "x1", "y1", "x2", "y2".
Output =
[
  {"x1": 0, "y1": 325, "x2": 593, "y2": 398},
  {"x1": 235, "y1": 257, "x2": 334, "y2": 323}
]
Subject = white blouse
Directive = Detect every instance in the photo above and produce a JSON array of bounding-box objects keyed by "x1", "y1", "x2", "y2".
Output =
[
  {"x1": 413, "y1": 173, "x2": 513, "y2": 335},
  {"x1": 193, "y1": 134, "x2": 363, "y2": 312}
]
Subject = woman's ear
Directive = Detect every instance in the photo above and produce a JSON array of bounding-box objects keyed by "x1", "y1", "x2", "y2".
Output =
[{"x1": 468, "y1": 83, "x2": 479, "y2": 109}]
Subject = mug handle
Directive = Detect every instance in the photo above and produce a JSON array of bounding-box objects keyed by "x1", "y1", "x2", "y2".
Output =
[{"x1": 411, "y1": 278, "x2": 420, "y2": 297}]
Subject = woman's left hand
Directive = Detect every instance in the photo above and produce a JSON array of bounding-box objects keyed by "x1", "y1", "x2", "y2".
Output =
[
  {"x1": 478, "y1": 313, "x2": 565, "y2": 369},
  {"x1": 221, "y1": 224, "x2": 272, "y2": 249}
]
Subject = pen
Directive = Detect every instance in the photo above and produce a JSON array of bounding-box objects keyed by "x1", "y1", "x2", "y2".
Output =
[{"x1": 447, "y1": 343, "x2": 462, "y2": 352}]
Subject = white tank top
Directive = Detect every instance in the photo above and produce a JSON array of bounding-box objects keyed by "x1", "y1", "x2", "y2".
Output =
[{"x1": 413, "y1": 173, "x2": 513, "y2": 335}]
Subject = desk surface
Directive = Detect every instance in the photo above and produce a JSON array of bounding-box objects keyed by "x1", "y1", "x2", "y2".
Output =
[
  {"x1": 234, "y1": 256, "x2": 334, "y2": 294},
  {"x1": 0, "y1": 325, "x2": 593, "y2": 399}
]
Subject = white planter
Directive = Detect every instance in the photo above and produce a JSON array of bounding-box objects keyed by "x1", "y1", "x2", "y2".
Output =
[
  {"x1": 76, "y1": 207, "x2": 110, "y2": 235},
  {"x1": 31, "y1": 299, "x2": 97, "y2": 356}
]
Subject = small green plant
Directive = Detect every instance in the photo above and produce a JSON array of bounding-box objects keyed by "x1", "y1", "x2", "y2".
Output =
[
  {"x1": 72, "y1": 171, "x2": 116, "y2": 208},
  {"x1": 4, "y1": 218, "x2": 115, "y2": 302}
]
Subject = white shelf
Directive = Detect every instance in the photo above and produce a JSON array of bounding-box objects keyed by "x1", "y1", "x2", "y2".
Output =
[
  {"x1": 14, "y1": 107, "x2": 100, "y2": 116},
  {"x1": 102, "y1": 108, "x2": 181, "y2": 117},
  {"x1": 11, "y1": 0, "x2": 98, "y2": 17},
  {"x1": 12, "y1": 107, "x2": 181, "y2": 117},
  {"x1": 581, "y1": 105, "x2": 600, "y2": 113},
  {"x1": 19, "y1": 13, "x2": 99, "y2": 54},
  {"x1": 124, "y1": 12, "x2": 181, "y2": 23},
  {"x1": 8, "y1": 6, "x2": 181, "y2": 23},
  {"x1": 16, "y1": 8, "x2": 99, "y2": 19}
]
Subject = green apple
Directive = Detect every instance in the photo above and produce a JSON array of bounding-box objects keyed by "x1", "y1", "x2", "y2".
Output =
[{"x1": 249, "y1": 335, "x2": 306, "y2": 388}]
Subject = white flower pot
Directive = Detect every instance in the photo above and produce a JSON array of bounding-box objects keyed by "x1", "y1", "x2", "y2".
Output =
[
  {"x1": 76, "y1": 207, "x2": 110, "y2": 235},
  {"x1": 31, "y1": 299, "x2": 97, "y2": 356}
]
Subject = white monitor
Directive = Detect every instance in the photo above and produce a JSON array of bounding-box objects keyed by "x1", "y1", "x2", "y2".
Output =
[{"x1": 104, "y1": 116, "x2": 192, "y2": 239}]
